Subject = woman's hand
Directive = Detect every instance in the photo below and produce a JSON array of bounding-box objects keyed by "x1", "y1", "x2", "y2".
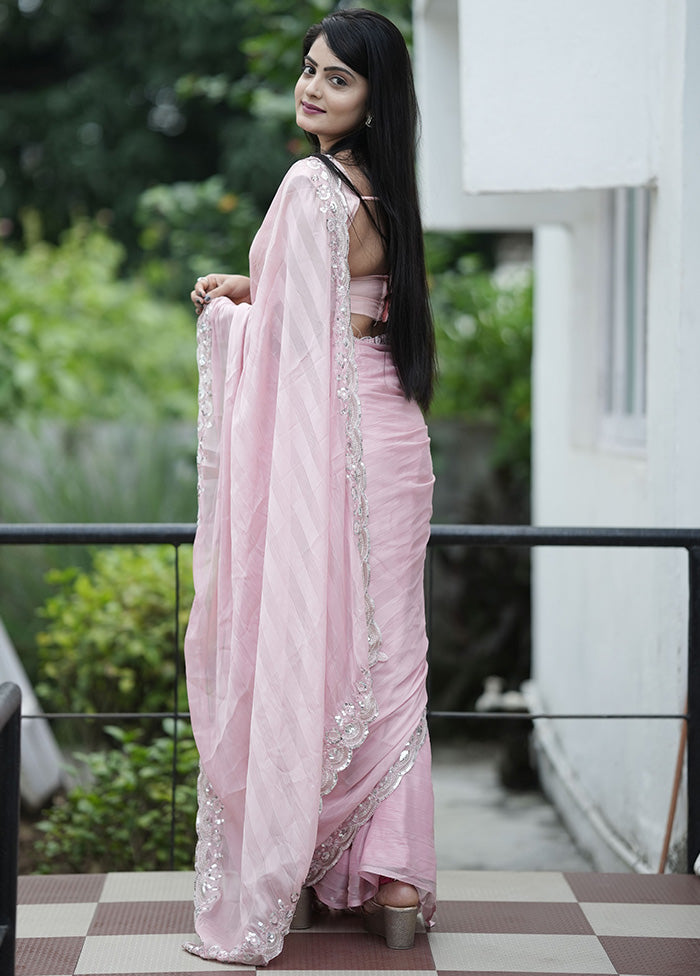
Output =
[{"x1": 191, "y1": 274, "x2": 251, "y2": 314}]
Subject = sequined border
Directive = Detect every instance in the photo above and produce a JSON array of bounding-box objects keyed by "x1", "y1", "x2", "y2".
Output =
[
  {"x1": 194, "y1": 302, "x2": 213, "y2": 505},
  {"x1": 184, "y1": 769, "x2": 301, "y2": 964},
  {"x1": 191, "y1": 770, "x2": 224, "y2": 919},
  {"x1": 307, "y1": 155, "x2": 383, "y2": 798},
  {"x1": 184, "y1": 838, "x2": 300, "y2": 965},
  {"x1": 306, "y1": 714, "x2": 428, "y2": 885}
]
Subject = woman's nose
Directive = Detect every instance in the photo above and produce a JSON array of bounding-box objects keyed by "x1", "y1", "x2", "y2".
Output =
[{"x1": 305, "y1": 75, "x2": 322, "y2": 98}]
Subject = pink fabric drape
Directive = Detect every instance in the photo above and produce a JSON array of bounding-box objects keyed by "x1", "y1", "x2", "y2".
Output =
[{"x1": 184, "y1": 157, "x2": 435, "y2": 966}]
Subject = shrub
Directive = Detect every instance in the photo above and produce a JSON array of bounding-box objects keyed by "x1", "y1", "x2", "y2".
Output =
[
  {"x1": 136, "y1": 176, "x2": 261, "y2": 301},
  {"x1": 0, "y1": 219, "x2": 196, "y2": 425},
  {"x1": 36, "y1": 546, "x2": 193, "y2": 739},
  {"x1": 429, "y1": 252, "x2": 533, "y2": 489},
  {"x1": 0, "y1": 424, "x2": 197, "y2": 679},
  {"x1": 34, "y1": 722, "x2": 198, "y2": 873}
]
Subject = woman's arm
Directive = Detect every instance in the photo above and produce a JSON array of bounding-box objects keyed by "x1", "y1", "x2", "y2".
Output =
[{"x1": 192, "y1": 273, "x2": 251, "y2": 314}]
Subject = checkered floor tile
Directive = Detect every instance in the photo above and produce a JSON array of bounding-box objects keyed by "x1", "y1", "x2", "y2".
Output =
[{"x1": 15, "y1": 869, "x2": 700, "y2": 975}]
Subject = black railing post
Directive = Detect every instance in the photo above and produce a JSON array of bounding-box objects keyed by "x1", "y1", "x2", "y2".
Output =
[
  {"x1": 687, "y1": 548, "x2": 700, "y2": 873},
  {"x1": 0, "y1": 682, "x2": 21, "y2": 976}
]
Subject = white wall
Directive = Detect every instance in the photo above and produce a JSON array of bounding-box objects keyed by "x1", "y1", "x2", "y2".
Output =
[
  {"x1": 457, "y1": 0, "x2": 664, "y2": 192},
  {"x1": 531, "y1": 220, "x2": 687, "y2": 871},
  {"x1": 414, "y1": 0, "x2": 594, "y2": 230},
  {"x1": 415, "y1": 0, "x2": 698, "y2": 871},
  {"x1": 531, "y1": 1, "x2": 698, "y2": 871}
]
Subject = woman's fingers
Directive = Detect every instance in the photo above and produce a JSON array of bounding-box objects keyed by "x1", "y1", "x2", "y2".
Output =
[
  {"x1": 191, "y1": 274, "x2": 222, "y2": 313},
  {"x1": 191, "y1": 274, "x2": 250, "y2": 313}
]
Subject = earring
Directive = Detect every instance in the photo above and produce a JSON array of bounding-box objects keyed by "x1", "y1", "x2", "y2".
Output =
[{"x1": 365, "y1": 113, "x2": 373, "y2": 128}]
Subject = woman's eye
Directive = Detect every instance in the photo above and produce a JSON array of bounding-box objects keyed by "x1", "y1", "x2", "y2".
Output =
[
  {"x1": 330, "y1": 75, "x2": 347, "y2": 87},
  {"x1": 302, "y1": 64, "x2": 314, "y2": 76}
]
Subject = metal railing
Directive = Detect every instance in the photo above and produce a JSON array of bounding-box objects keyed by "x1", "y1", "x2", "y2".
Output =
[
  {"x1": 0, "y1": 523, "x2": 696, "y2": 873},
  {"x1": 0, "y1": 682, "x2": 21, "y2": 976}
]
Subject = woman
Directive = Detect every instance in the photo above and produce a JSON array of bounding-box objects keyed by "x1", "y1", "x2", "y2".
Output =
[{"x1": 184, "y1": 9, "x2": 436, "y2": 965}]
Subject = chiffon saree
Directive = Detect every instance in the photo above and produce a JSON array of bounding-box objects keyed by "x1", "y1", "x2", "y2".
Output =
[{"x1": 183, "y1": 156, "x2": 436, "y2": 965}]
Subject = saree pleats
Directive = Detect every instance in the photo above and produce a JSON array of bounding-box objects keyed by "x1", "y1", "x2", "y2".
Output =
[{"x1": 184, "y1": 159, "x2": 436, "y2": 965}]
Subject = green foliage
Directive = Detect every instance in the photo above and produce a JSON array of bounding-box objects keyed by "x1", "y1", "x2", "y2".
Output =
[
  {"x1": 0, "y1": 0, "x2": 414, "y2": 260},
  {"x1": 0, "y1": 0, "x2": 255, "y2": 249},
  {"x1": 34, "y1": 722, "x2": 198, "y2": 873},
  {"x1": 428, "y1": 245, "x2": 533, "y2": 486},
  {"x1": 0, "y1": 221, "x2": 196, "y2": 424},
  {"x1": 36, "y1": 546, "x2": 193, "y2": 733},
  {"x1": 137, "y1": 177, "x2": 261, "y2": 300},
  {"x1": 0, "y1": 422, "x2": 196, "y2": 525},
  {"x1": 0, "y1": 423, "x2": 197, "y2": 678}
]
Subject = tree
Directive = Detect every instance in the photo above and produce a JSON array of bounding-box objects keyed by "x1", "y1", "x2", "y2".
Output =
[
  {"x1": 0, "y1": 219, "x2": 195, "y2": 424},
  {"x1": 0, "y1": 0, "x2": 318, "y2": 253},
  {"x1": 0, "y1": 1, "x2": 412, "y2": 260}
]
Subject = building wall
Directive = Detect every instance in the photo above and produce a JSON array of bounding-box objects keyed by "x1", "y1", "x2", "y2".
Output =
[
  {"x1": 532, "y1": 1, "x2": 698, "y2": 871},
  {"x1": 532, "y1": 217, "x2": 687, "y2": 871},
  {"x1": 415, "y1": 0, "x2": 698, "y2": 870}
]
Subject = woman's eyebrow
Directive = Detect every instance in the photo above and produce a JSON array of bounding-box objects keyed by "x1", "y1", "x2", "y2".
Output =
[{"x1": 305, "y1": 55, "x2": 355, "y2": 77}]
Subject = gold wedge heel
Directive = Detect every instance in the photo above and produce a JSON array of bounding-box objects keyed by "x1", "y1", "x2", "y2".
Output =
[
  {"x1": 290, "y1": 886, "x2": 313, "y2": 930},
  {"x1": 361, "y1": 898, "x2": 418, "y2": 949}
]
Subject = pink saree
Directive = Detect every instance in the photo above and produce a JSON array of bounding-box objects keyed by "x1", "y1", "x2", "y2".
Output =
[{"x1": 184, "y1": 156, "x2": 436, "y2": 966}]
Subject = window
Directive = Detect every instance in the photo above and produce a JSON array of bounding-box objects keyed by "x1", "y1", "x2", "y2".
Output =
[{"x1": 599, "y1": 187, "x2": 650, "y2": 450}]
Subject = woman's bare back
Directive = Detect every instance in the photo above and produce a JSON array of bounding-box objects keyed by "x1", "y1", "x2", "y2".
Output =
[{"x1": 339, "y1": 159, "x2": 389, "y2": 337}]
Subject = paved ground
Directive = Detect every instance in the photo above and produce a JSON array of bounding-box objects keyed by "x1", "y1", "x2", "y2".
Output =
[
  {"x1": 19, "y1": 744, "x2": 700, "y2": 974},
  {"x1": 432, "y1": 741, "x2": 593, "y2": 872},
  {"x1": 17, "y1": 869, "x2": 700, "y2": 975}
]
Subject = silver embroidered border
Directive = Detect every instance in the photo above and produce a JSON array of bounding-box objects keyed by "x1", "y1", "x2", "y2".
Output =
[
  {"x1": 186, "y1": 768, "x2": 302, "y2": 965},
  {"x1": 191, "y1": 769, "x2": 224, "y2": 919},
  {"x1": 185, "y1": 860, "x2": 299, "y2": 966},
  {"x1": 307, "y1": 155, "x2": 383, "y2": 799},
  {"x1": 305, "y1": 714, "x2": 428, "y2": 886},
  {"x1": 194, "y1": 302, "x2": 214, "y2": 503}
]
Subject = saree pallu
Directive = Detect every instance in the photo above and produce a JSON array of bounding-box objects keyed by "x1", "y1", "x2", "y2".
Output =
[{"x1": 184, "y1": 158, "x2": 436, "y2": 966}]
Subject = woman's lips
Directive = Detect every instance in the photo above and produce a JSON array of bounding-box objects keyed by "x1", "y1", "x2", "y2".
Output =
[{"x1": 301, "y1": 101, "x2": 325, "y2": 115}]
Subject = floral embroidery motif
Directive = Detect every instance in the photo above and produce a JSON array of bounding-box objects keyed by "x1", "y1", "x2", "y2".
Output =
[
  {"x1": 307, "y1": 155, "x2": 383, "y2": 798},
  {"x1": 191, "y1": 770, "x2": 225, "y2": 919},
  {"x1": 306, "y1": 715, "x2": 428, "y2": 885},
  {"x1": 357, "y1": 332, "x2": 390, "y2": 345},
  {"x1": 194, "y1": 302, "x2": 214, "y2": 503},
  {"x1": 185, "y1": 767, "x2": 300, "y2": 965},
  {"x1": 185, "y1": 883, "x2": 299, "y2": 966}
]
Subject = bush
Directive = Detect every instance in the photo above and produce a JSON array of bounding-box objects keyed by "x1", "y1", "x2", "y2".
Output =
[
  {"x1": 136, "y1": 176, "x2": 261, "y2": 301},
  {"x1": 0, "y1": 219, "x2": 196, "y2": 425},
  {"x1": 425, "y1": 241, "x2": 533, "y2": 727},
  {"x1": 428, "y1": 252, "x2": 533, "y2": 488},
  {"x1": 34, "y1": 722, "x2": 198, "y2": 873},
  {"x1": 36, "y1": 546, "x2": 193, "y2": 739},
  {"x1": 0, "y1": 424, "x2": 197, "y2": 678}
]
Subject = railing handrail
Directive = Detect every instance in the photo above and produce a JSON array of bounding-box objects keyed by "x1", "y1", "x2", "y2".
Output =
[
  {"x1": 0, "y1": 523, "x2": 197, "y2": 545},
  {"x1": 1, "y1": 523, "x2": 696, "y2": 874},
  {"x1": 2, "y1": 522, "x2": 700, "y2": 547}
]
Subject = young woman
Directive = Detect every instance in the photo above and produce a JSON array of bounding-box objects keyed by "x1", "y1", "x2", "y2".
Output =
[{"x1": 184, "y1": 9, "x2": 436, "y2": 965}]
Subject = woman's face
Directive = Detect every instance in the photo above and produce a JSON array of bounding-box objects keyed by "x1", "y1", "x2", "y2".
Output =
[{"x1": 295, "y1": 34, "x2": 369, "y2": 152}]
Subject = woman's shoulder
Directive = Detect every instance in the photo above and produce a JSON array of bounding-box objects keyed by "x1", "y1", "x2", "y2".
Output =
[
  {"x1": 269, "y1": 157, "x2": 356, "y2": 222},
  {"x1": 278, "y1": 156, "x2": 330, "y2": 193},
  {"x1": 279, "y1": 155, "x2": 369, "y2": 196}
]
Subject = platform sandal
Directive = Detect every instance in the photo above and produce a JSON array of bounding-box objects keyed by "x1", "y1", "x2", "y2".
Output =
[{"x1": 361, "y1": 897, "x2": 418, "y2": 949}]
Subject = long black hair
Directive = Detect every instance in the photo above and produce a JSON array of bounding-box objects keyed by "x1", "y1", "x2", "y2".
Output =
[{"x1": 302, "y1": 8, "x2": 436, "y2": 412}]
